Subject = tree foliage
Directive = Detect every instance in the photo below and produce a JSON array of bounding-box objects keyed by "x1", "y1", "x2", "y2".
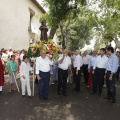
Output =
[
  {"x1": 89, "y1": 0, "x2": 120, "y2": 49},
  {"x1": 38, "y1": 0, "x2": 120, "y2": 50}
]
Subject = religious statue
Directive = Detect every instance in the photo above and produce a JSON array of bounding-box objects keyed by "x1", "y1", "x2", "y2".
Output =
[{"x1": 39, "y1": 20, "x2": 48, "y2": 41}]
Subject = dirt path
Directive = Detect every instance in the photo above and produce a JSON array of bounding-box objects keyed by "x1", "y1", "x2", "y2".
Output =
[{"x1": 0, "y1": 78, "x2": 120, "y2": 120}]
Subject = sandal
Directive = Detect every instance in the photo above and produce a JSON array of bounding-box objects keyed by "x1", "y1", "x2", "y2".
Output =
[
  {"x1": 12, "y1": 89, "x2": 15, "y2": 91},
  {"x1": 9, "y1": 89, "x2": 11, "y2": 93}
]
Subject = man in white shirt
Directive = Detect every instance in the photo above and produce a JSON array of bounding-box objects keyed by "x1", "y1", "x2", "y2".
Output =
[
  {"x1": 73, "y1": 50, "x2": 82, "y2": 92},
  {"x1": 58, "y1": 49, "x2": 72, "y2": 96},
  {"x1": 82, "y1": 51, "x2": 91, "y2": 84},
  {"x1": 92, "y1": 48, "x2": 108, "y2": 96},
  {"x1": 36, "y1": 50, "x2": 53, "y2": 100}
]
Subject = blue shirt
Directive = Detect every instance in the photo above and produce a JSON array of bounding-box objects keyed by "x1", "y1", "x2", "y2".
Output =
[
  {"x1": 106, "y1": 54, "x2": 119, "y2": 73},
  {"x1": 88, "y1": 55, "x2": 97, "y2": 69}
]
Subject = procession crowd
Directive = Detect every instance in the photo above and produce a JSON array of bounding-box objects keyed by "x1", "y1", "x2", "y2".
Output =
[{"x1": 0, "y1": 47, "x2": 120, "y2": 103}]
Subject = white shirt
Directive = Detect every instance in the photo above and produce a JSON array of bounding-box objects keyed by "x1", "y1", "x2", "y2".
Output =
[
  {"x1": 82, "y1": 55, "x2": 91, "y2": 65},
  {"x1": 71, "y1": 54, "x2": 76, "y2": 65},
  {"x1": 20, "y1": 53, "x2": 24, "y2": 61},
  {"x1": 36, "y1": 56, "x2": 53, "y2": 74},
  {"x1": 74, "y1": 54, "x2": 83, "y2": 70},
  {"x1": 2, "y1": 53, "x2": 9, "y2": 62},
  {"x1": 93, "y1": 55, "x2": 108, "y2": 69},
  {"x1": 58, "y1": 55, "x2": 71, "y2": 70},
  {"x1": 20, "y1": 62, "x2": 30, "y2": 81},
  {"x1": 7, "y1": 51, "x2": 13, "y2": 58}
]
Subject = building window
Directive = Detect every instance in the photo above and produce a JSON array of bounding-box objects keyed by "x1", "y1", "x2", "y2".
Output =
[{"x1": 28, "y1": 8, "x2": 35, "y2": 32}]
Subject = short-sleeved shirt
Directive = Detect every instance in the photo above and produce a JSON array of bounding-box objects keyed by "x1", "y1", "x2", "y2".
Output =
[
  {"x1": 58, "y1": 55, "x2": 71, "y2": 70},
  {"x1": 7, "y1": 60, "x2": 18, "y2": 74}
]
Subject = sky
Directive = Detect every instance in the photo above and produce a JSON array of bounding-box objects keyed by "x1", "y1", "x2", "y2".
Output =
[{"x1": 37, "y1": 0, "x2": 48, "y2": 11}]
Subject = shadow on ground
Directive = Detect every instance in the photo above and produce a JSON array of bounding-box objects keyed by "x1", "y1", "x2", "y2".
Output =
[{"x1": 0, "y1": 79, "x2": 120, "y2": 120}]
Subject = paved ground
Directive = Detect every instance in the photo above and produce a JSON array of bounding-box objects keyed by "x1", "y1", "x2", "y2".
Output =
[{"x1": 0, "y1": 77, "x2": 120, "y2": 120}]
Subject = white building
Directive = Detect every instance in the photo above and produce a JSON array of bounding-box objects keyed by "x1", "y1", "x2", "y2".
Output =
[{"x1": 0, "y1": 0, "x2": 46, "y2": 50}]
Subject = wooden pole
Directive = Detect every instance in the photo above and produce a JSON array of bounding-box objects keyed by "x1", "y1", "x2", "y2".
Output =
[
  {"x1": 13, "y1": 72, "x2": 20, "y2": 92},
  {"x1": 32, "y1": 60, "x2": 35, "y2": 96}
]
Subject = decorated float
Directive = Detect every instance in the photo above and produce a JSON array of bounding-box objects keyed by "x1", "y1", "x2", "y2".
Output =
[{"x1": 27, "y1": 40, "x2": 62, "y2": 60}]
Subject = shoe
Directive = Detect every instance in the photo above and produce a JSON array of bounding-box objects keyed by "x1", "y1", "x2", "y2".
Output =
[
  {"x1": 72, "y1": 88, "x2": 77, "y2": 92},
  {"x1": 107, "y1": 100, "x2": 110, "y2": 103},
  {"x1": 9, "y1": 89, "x2": 12, "y2": 93},
  {"x1": 11, "y1": 89, "x2": 15, "y2": 91},
  {"x1": 98, "y1": 94, "x2": 101, "y2": 96},
  {"x1": 98, "y1": 93, "x2": 101, "y2": 96},
  {"x1": 62, "y1": 93, "x2": 67, "y2": 96},
  {"x1": 76, "y1": 90, "x2": 80, "y2": 92},
  {"x1": 57, "y1": 91, "x2": 61, "y2": 95},
  {"x1": 39, "y1": 97, "x2": 44, "y2": 100},
  {"x1": 91, "y1": 92, "x2": 96, "y2": 95},
  {"x1": 28, "y1": 96, "x2": 31, "y2": 98},
  {"x1": 110, "y1": 101, "x2": 116, "y2": 103},
  {"x1": 107, "y1": 100, "x2": 116, "y2": 103},
  {"x1": 44, "y1": 97, "x2": 48, "y2": 100},
  {"x1": 103, "y1": 97, "x2": 109, "y2": 100}
]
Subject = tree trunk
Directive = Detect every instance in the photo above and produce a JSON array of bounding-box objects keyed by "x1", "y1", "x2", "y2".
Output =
[
  {"x1": 49, "y1": 26, "x2": 58, "y2": 39},
  {"x1": 60, "y1": 23, "x2": 66, "y2": 49},
  {"x1": 114, "y1": 38, "x2": 120, "y2": 49}
]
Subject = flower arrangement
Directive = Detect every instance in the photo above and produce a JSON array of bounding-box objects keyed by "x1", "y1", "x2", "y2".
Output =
[{"x1": 27, "y1": 40, "x2": 62, "y2": 60}]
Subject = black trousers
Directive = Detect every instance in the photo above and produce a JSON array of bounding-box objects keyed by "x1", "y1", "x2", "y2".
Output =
[
  {"x1": 106, "y1": 71, "x2": 116, "y2": 102},
  {"x1": 116, "y1": 66, "x2": 120, "y2": 80},
  {"x1": 57, "y1": 68, "x2": 68, "y2": 94},
  {"x1": 92, "y1": 67, "x2": 105, "y2": 94},
  {"x1": 73, "y1": 68, "x2": 81, "y2": 92},
  {"x1": 82, "y1": 64, "x2": 89, "y2": 83}
]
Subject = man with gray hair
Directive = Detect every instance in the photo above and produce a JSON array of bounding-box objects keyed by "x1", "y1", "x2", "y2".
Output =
[
  {"x1": 73, "y1": 50, "x2": 83, "y2": 92},
  {"x1": 36, "y1": 50, "x2": 53, "y2": 100},
  {"x1": 58, "y1": 49, "x2": 72, "y2": 96}
]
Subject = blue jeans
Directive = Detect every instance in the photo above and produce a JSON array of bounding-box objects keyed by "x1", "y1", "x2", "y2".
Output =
[{"x1": 38, "y1": 71, "x2": 50, "y2": 98}]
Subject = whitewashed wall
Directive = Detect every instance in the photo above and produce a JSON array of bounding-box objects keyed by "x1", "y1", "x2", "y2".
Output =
[{"x1": 0, "y1": 0, "x2": 43, "y2": 50}]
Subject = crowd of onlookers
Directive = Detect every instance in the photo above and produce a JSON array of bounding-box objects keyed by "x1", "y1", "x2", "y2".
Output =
[
  {"x1": 0, "y1": 48, "x2": 28, "y2": 74},
  {"x1": 0, "y1": 47, "x2": 120, "y2": 103}
]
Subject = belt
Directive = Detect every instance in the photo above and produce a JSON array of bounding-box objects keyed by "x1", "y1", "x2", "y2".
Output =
[
  {"x1": 74, "y1": 67, "x2": 80, "y2": 70},
  {"x1": 96, "y1": 67, "x2": 105, "y2": 70},
  {"x1": 107, "y1": 70, "x2": 111, "y2": 73},
  {"x1": 39, "y1": 70, "x2": 50, "y2": 73},
  {"x1": 58, "y1": 68, "x2": 68, "y2": 71}
]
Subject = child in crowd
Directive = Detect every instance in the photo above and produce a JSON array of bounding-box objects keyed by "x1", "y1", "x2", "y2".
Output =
[
  {"x1": 20, "y1": 56, "x2": 31, "y2": 97},
  {"x1": 7, "y1": 55, "x2": 18, "y2": 92}
]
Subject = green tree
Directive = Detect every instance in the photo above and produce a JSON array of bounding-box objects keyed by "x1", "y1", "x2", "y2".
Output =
[{"x1": 88, "y1": 0, "x2": 120, "y2": 49}]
